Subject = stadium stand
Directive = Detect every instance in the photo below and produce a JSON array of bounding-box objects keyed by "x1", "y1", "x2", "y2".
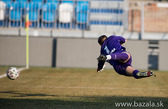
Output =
[
  {"x1": 0, "y1": 0, "x2": 167, "y2": 39},
  {"x1": 0, "y1": 0, "x2": 125, "y2": 31}
]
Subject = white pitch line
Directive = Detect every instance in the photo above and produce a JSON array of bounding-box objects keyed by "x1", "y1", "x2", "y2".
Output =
[
  {"x1": 0, "y1": 73, "x2": 6, "y2": 78},
  {"x1": 0, "y1": 67, "x2": 27, "y2": 79},
  {"x1": 18, "y1": 67, "x2": 27, "y2": 72},
  {"x1": 50, "y1": 87, "x2": 168, "y2": 91}
]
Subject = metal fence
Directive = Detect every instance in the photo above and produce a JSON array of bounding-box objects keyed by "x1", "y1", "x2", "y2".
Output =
[
  {"x1": 128, "y1": 1, "x2": 168, "y2": 33},
  {"x1": 0, "y1": 0, "x2": 168, "y2": 35}
]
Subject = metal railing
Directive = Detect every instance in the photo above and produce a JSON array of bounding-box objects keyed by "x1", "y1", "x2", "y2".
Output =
[{"x1": 0, "y1": 0, "x2": 125, "y2": 31}]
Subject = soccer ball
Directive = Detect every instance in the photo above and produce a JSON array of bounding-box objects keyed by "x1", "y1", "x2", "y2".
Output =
[{"x1": 6, "y1": 67, "x2": 20, "y2": 80}]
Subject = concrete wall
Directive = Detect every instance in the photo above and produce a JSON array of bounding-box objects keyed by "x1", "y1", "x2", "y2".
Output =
[
  {"x1": 56, "y1": 38, "x2": 148, "y2": 69},
  {"x1": 125, "y1": 40, "x2": 148, "y2": 70},
  {"x1": 159, "y1": 41, "x2": 168, "y2": 71},
  {"x1": 56, "y1": 38, "x2": 100, "y2": 68},
  {"x1": 2, "y1": 36, "x2": 168, "y2": 70},
  {"x1": 0, "y1": 36, "x2": 26, "y2": 66},
  {"x1": 0, "y1": 36, "x2": 53, "y2": 67}
]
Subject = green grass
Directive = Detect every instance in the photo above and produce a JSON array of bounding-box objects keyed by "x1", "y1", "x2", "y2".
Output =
[{"x1": 0, "y1": 67, "x2": 168, "y2": 109}]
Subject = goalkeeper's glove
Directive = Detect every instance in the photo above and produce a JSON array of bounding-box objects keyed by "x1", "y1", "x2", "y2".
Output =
[
  {"x1": 97, "y1": 65, "x2": 106, "y2": 72},
  {"x1": 97, "y1": 54, "x2": 107, "y2": 61}
]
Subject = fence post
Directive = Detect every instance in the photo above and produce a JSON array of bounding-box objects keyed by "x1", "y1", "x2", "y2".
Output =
[
  {"x1": 124, "y1": 0, "x2": 129, "y2": 31},
  {"x1": 140, "y1": 2, "x2": 144, "y2": 40}
]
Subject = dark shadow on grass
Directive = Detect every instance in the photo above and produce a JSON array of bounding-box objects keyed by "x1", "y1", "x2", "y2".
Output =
[
  {"x1": 0, "y1": 91, "x2": 167, "y2": 109},
  {"x1": 0, "y1": 91, "x2": 59, "y2": 97}
]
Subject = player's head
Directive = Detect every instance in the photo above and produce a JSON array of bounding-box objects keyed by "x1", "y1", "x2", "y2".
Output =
[{"x1": 98, "y1": 35, "x2": 107, "y2": 46}]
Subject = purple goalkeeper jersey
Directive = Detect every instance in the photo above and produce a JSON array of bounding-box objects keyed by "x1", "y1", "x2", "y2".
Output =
[
  {"x1": 98, "y1": 35, "x2": 131, "y2": 75},
  {"x1": 100, "y1": 35, "x2": 126, "y2": 55}
]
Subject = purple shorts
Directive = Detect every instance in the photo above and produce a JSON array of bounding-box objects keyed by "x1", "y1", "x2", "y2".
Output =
[{"x1": 110, "y1": 55, "x2": 132, "y2": 76}]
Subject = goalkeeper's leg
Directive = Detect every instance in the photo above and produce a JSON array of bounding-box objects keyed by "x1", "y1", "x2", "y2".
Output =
[
  {"x1": 106, "y1": 52, "x2": 155, "y2": 79},
  {"x1": 126, "y1": 66, "x2": 154, "y2": 79},
  {"x1": 111, "y1": 52, "x2": 155, "y2": 79}
]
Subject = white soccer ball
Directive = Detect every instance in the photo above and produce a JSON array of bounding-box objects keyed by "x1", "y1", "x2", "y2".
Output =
[{"x1": 6, "y1": 67, "x2": 20, "y2": 80}]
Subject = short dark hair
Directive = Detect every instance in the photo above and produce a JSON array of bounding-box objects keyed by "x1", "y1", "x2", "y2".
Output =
[{"x1": 98, "y1": 35, "x2": 107, "y2": 45}]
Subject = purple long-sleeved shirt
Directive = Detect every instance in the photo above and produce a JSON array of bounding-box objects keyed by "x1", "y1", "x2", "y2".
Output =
[{"x1": 98, "y1": 35, "x2": 126, "y2": 70}]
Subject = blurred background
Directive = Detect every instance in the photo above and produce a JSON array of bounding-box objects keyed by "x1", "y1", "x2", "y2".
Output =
[{"x1": 0, "y1": 0, "x2": 168, "y2": 71}]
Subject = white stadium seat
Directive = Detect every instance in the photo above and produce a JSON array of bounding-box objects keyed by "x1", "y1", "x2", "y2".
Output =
[
  {"x1": 0, "y1": 1, "x2": 6, "y2": 20},
  {"x1": 59, "y1": 3, "x2": 73, "y2": 23}
]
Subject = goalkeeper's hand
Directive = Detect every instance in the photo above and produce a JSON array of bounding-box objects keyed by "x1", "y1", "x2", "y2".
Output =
[
  {"x1": 97, "y1": 65, "x2": 106, "y2": 73},
  {"x1": 97, "y1": 54, "x2": 107, "y2": 61}
]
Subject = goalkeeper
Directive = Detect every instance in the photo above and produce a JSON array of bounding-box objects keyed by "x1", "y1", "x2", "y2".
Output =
[{"x1": 97, "y1": 35, "x2": 154, "y2": 79}]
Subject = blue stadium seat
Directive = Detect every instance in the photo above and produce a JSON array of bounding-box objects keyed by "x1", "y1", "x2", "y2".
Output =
[
  {"x1": 9, "y1": 2, "x2": 25, "y2": 27},
  {"x1": 14, "y1": 0, "x2": 27, "y2": 27},
  {"x1": 76, "y1": 1, "x2": 89, "y2": 23},
  {"x1": 42, "y1": 1, "x2": 58, "y2": 28},
  {"x1": 25, "y1": 0, "x2": 42, "y2": 28},
  {"x1": 76, "y1": 1, "x2": 89, "y2": 29},
  {"x1": 9, "y1": 3, "x2": 22, "y2": 21},
  {"x1": 27, "y1": 4, "x2": 42, "y2": 21}
]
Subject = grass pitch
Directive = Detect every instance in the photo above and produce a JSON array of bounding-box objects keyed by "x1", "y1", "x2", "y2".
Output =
[{"x1": 0, "y1": 67, "x2": 168, "y2": 109}]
